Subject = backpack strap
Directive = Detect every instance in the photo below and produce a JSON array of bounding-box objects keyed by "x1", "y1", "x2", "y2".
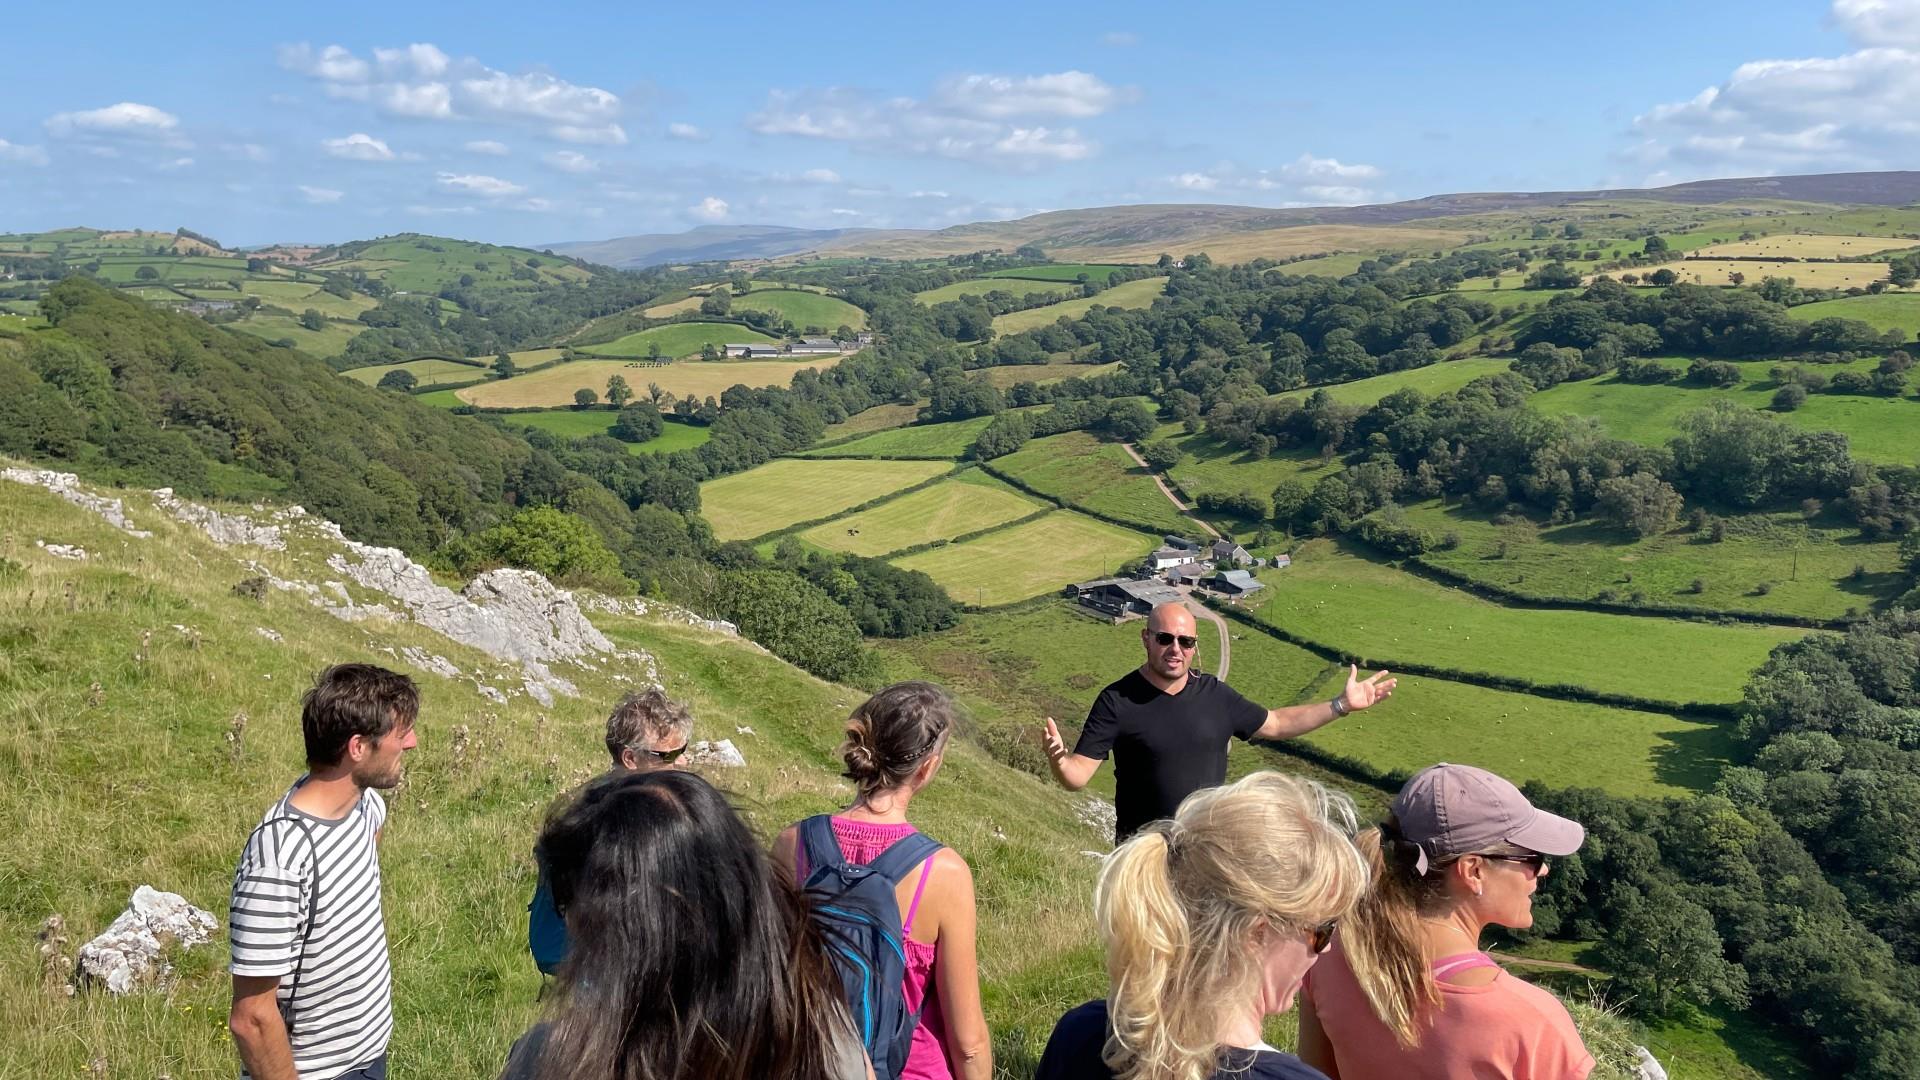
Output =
[
  {"x1": 901, "y1": 858, "x2": 936, "y2": 937},
  {"x1": 864, "y1": 831, "x2": 943, "y2": 888},
  {"x1": 796, "y1": 814, "x2": 843, "y2": 883},
  {"x1": 246, "y1": 815, "x2": 323, "y2": 1031}
]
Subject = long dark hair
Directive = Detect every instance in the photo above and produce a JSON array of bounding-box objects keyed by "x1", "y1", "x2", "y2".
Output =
[{"x1": 531, "y1": 770, "x2": 853, "y2": 1080}]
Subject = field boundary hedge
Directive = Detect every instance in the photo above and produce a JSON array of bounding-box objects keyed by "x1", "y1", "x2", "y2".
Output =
[
  {"x1": 874, "y1": 507, "x2": 1055, "y2": 561},
  {"x1": 1204, "y1": 598, "x2": 1743, "y2": 719},
  {"x1": 742, "y1": 464, "x2": 969, "y2": 547}
]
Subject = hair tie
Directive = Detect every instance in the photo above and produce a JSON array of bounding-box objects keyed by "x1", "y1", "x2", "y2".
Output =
[{"x1": 1410, "y1": 841, "x2": 1430, "y2": 876}]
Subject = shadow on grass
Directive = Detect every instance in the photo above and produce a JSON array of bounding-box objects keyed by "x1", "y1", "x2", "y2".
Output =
[{"x1": 1650, "y1": 722, "x2": 1744, "y2": 794}]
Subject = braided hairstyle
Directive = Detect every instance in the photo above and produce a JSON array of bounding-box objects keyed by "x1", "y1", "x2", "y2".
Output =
[{"x1": 839, "y1": 681, "x2": 956, "y2": 802}]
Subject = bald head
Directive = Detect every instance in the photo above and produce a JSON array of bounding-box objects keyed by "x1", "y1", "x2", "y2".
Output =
[{"x1": 1141, "y1": 602, "x2": 1200, "y2": 684}]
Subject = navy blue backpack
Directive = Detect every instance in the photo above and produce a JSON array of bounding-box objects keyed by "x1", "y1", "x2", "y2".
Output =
[
  {"x1": 527, "y1": 867, "x2": 569, "y2": 976},
  {"x1": 797, "y1": 815, "x2": 943, "y2": 1080}
]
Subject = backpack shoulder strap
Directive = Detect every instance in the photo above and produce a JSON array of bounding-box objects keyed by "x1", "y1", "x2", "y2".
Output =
[
  {"x1": 864, "y1": 831, "x2": 943, "y2": 886},
  {"x1": 247, "y1": 815, "x2": 323, "y2": 1024},
  {"x1": 796, "y1": 815, "x2": 843, "y2": 882}
]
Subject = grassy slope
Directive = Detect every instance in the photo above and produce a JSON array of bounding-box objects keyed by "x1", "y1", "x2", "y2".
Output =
[
  {"x1": 1250, "y1": 541, "x2": 1801, "y2": 707},
  {"x1": 983, "y1": 265, "x2": 1130, "y2": 284},
  {"x1": 1276, "y1": 358, "x2": 1515, "y2": 407},
  {"x1": 699, "y1": 458, "x2": 954, "y2": 541},
  {"x1": 993, "y1": 430, "x2": 1192, "y2": 534},
  {"x1": 893, "y1": 512, "x2": 1154, "y2": 606},
  {"x1": 0, "y1": 474, "x2": 1119, "y2": 1077},
  {"x1": 578, "y1": 322, "x2": 774, "y2": 358},
  {"x1": 914, "y1": 279, "x2": 1077, "y2": 305},
  {"x1": 500, "y1": 410, "x2": 713, "y2": 454},
  {"x1": 340, "y1": 357, "x2": 489, "y2": 388},
  {"x1": 799, "y1": 415, "x2": 997, "y2": 458},
  {"x1": 458, "y1": 357, "x2": 837, "y2": 408},
  {"x1": 1784, "y1": 293, "x2": 1920, "y2": 339},
  {"x1": 991, "y1": 277, "x2": 1169, "y2": 335},
  {"x1": 731, "y1": 289, "x2": 867, "y2": 330}
]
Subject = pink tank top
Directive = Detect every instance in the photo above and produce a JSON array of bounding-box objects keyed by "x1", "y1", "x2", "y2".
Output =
[{"x1": 812, "y1": 817, "x2": 949, "y2": 1080}]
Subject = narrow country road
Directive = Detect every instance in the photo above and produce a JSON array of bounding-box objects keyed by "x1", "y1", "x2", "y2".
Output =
[
  {"x1": 1186, "y1": 599, "x2": 1232, "y2": 681},
  {"x1": 1121, "y1": 442, "x2": 1221, "y2": 539}
]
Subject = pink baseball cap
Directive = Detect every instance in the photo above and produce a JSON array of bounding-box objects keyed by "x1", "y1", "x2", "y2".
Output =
[{"x1": 1392, "y1": 763, "x2": 1585, "y2": 873}]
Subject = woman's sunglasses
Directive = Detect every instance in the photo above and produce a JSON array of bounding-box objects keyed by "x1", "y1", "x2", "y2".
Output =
[
  {"x1": 1152, "y1": 631, "x2": 1199, "y2": 650},
  {"x1": 1306, "y1": 919, "x2": 1338, "y2": 954},
  {"x1": 1483, "y1": 852, "x2": 1549, "y2": 876}
]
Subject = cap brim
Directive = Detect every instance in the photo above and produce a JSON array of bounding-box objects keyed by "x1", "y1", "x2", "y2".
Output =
[{"x1": 1508, "y1": 807, "x2": 1585, "y2": 856}]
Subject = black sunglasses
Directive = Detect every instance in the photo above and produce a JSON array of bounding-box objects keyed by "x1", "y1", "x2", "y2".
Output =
[
  {"x1": 1483, "y1": 853, "x2": 1549, "y2": 876},
  {"x1": 1306, "y1": 919, "x2": 1338, "y2": 955},
  {"x1": 635, "y1": 742, "x2": 689, "y2": 765},
  {"x1": 1152, "y1": 631, "x2": 1199, "y2": 650}
]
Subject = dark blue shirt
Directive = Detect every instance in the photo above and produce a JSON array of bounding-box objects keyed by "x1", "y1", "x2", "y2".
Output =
[{"x1": 1037, "y1": 1000, "x2": 1329, "y2": 1080}]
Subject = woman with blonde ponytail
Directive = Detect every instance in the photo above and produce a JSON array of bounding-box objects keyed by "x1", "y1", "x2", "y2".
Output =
[
  {"x1": 1036, "y1": 771, "x2": 1370, "y2": 1080},
  {"x1": 1297, "y1": 763, "x2": 1593, "y2": 1080}
]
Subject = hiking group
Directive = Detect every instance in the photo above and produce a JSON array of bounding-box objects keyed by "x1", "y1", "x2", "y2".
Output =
[{"x1": 227, "y1": 601, "x2": 1604, "y2": 1080}]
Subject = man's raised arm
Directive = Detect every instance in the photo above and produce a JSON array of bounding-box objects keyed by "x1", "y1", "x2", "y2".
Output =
[
  {"x1": 1255, "y1": 664, "x2": 1396, "y2": 740},
  {"x1": 1041, "y1": 716, "x2": 1103, "y2": 790}
]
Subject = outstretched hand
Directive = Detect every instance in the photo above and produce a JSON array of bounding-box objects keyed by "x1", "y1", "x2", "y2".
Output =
[
  {"x1": 1341, "y1": 664, "x2": 1396, "y2": 712},
  {"x1": 1040, "y1": 717, "x2": 1068, "y2": 763}
]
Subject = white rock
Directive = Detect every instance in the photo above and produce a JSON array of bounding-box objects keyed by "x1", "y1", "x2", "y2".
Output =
[
  {"x1": 1076, "y1": 796, "x2": 1118, "y2": 839},
  {"x1": 399, "y1": 646, "x2": 460, "y2": 679},
  {"x1": 736, "y1": 726, "x2": 756, "y2": 736},
  {"x1": 687, "y1": 739, "x2": 747, "y2": 768},
  {"x1": 2, "y1": 468, "x2": 151, "y2": 536},
  {"x1": 75, "y1": 886, "x2": 216, "y2": 995},
  {"x1": 35, "y1": 540, "x2": 88, "y2": 560},
  {"x1": 151, "y1": 489, "x2": 285, "y2": 550},
  {"x1": 1632, "y1": 1047, "x2": 1668, "y2": 1080},
  {"x1": 255, "y1": 627, "x2": 284, "y2": 643}
]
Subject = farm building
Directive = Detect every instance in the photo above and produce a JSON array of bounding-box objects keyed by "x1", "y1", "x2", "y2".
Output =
[
  {"x1": 787, "y1": 338, "x2": 845, "y2": 356},
  {"x1": 1166, "y1": 562, "x2": 1210, "y2": 587},
  {"x1": 1065, "y1": 577, "x2": 1186, "y2": 618},
  {"x1": 1163, "y1": 535, "x2": 1201, "y2": 552},
  {"x1": 723, "y1": 343, "x2": 785, "y2": 358},
  {"x1": 1147, "y1": 546, "x2": 1195, "y2": 571},
  {"x1": 1210, "y1": 569, "x2": 1265, "y2": 597},
  {"x1": 1210, "y1": 539, "x2": 1253, "y2": 566},
  {"x1": 1270, "y1": 553, "x2": 1292, "y2": 569}
]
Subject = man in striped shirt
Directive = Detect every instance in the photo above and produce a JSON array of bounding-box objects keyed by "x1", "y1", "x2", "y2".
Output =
[{"x1": 228, "y1": 664, "x2": 420, "y2": 1080}]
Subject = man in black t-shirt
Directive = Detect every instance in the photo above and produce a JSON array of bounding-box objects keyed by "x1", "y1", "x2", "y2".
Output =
[{"x1": 1041, "y1": 602, "x2": 1395, "y2": 843}]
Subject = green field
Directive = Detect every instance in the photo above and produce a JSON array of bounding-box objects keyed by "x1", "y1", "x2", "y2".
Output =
[
  {"x1": 991, "y1": 277, "x2": 1169, "y2": 335},
  {"x1": 699, "y1": 458, "x2": 953, "y2": 541},
  {"x1": 1785, "y1": 293, "x2": 1920, "y2": 340},
  {"x1": 992, "y1": 430, "x2": 1193, "y2": 533},
  {"x1": 1530, "y1": 361, "x2": 1920, "y2": 464},
  {"x1": 90, "y1": 256, "x2": 249, "y2": 284},
  {"x1": 579, "y1": 323, "x2": 775, "y2": 358},
  {"x1": 979, "y1": 360, "x2": 1123, "y2": 390},
  {"x1": 731, "y1": 288, "x2": 867, "y2": 330},
  {"x1": 914, "y1": 279, "x2": 1078, "y2": 305},
  {"x1": 984, "y1": 264, "x2": 1131, "y2": 284},
  {"x1": 460, "y1": 356, "x2": 837, "y2": 408},
  {"x1": 341, "y1": 357, "x2": 489, "y2": 388},
  {"x1": 500, "y1": 410, "x2": 714, "y2": 454},
  {"x1": 894, "y1": 511, "x2": 1154, "y2": 606},
  {"x1": 797, "y1": 471, "x2": 1045, "y2": 557},
  {"x1": 818, "y1": 403, "x2": 923, "y2": 441},
  {"x1": 1393, "y1": 502, "x2": 1904, "y2": 621},
  {"x1": 1164, "y1": 438, "x2": 1343, "y2": 508},
  {"x1": 1292, "y1": 666, "x2": 1738, "y2": 798},
  {"x1": 1249, "y1": 541, "x2": 1802, "y2": 707},
  {"x1": 799, "y1": 415, "x2": 998, "y2": 459},
  {"x1": 311, "y1": 235, "x2": 591, "y2": 292},
  {"x1": 1277, "y1": 358, "x2": 1515, "y2": 407},
  {"x1": 229, "y1": 315, "x2": 363, "y2": 358}
]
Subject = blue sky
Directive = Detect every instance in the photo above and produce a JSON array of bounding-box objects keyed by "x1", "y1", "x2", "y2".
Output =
[{"x1": 3, "y1": 0, "x2": 1915, "y2": 247}]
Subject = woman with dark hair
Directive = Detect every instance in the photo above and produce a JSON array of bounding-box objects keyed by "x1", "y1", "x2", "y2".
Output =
[
  {"x1": 500, "y1": 769, "x2": 871, "y2": 1080},
  {"x1": 773, "y1": 681, "x2": 993, "y2": 1080},
  {"x1": 1298, "y1": 763, "x2": 1593, "y2": 1080}
]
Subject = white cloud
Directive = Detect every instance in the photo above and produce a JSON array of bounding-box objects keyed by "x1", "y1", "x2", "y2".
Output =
[
  {"x1": 1280, "y1": 153, "x2": 1382, "y2": 181},
  {"x1": 0, "y1": 139, "x2": 50, "y2": 166},
  {"x1": 830, "y1": 208, "x2": 862, "y2": 217},
  {"x1": 801, "y1": 167, "x2": 841, "y2": 183},
  {"x1": 1300, "y1": 184, "x2": 1374, "y2": 204},
  {"x1": 229, "y1": 142, "x2": 272, "y2": 162},
  {"x1": 466, "y1": 139, "x2": 510, "y2": 155},
  {"x1": 405, "y1": 204, "x2": 478, "y2": 216},
  {"x1": 936, "y1": 71, "x2": 1127, "y2": 119},
  {"x1": 1100, "y1": 31, "x2": 1140, "y2": 47},
  {"x1": 157, "y1": 156, "x2": 194, "y2": 171},
  {"x1": 1627, "y1": 1, "x2": 1920, "y2": 180},
  {"x1": 299, "y1": 185, "x2": 344, "y2": 204},
  {"x1": 280, "y1": 42, "x2": 625, "y2": 143},
  {"x1": 689, "y1": 195, "x2": 729, "y2": 221},
  {"x1": 1159, "y1": 156, "x2": 1387, "y2": 205},
  {"x1": 1833, "y1": 0, "x2": 1920, "y2": 46},
  {"x1": 666, "y1": 122, "x2": 706, "y2": 141},
  {"x1": 323, "y1": 133, "x2": 396, "y2": 161},
  {"x1": 909, "y1": 189, "x2": 950, "y2": 198},
  {"x1": 437, "y1": 172, "x2": 527, "y2": 197},
  {"x1": 45, "y1": 102, "x2": 181, "y2": 139},
  {"x1": 749, "y1": 83, "x2": 1106, "y2": 167},
  {"x1": 1173, "y1": 172, "x2": 1219, "y2": 191},
  {"x1": 521, "y1": 197, "x2": 556, "y2": 212},
  {"x1": 543, "y1": 150, "x2": 597, "y2": 173}
]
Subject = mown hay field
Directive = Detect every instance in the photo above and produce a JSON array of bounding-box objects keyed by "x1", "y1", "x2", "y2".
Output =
[
  {"x1": 893, "y1": 511, "x2": 1153, "y2": 606},
  {"x1": 1692, "y1": 233, "x2": 1913, "y2": 259},
  {"x1": 799, "y1": 415, "x2": 997, "y2": 459},
  {"x1": 818, "y1": 403, "x2": 923, "y2": 441},
  {"x1": 983, "y1": 264, "x2": 1132, "y2": 284},
  {"x1": 341, "y1": 358, "x2": 488, "y2": 387},
  {"x1": 979, "y1": 360, "x2": 1122, "y2": 389},
  {"x1": 1784, "y1": 292, "x2": 1920, "y2": 339},
  {"x1": 914, "y1": 279, "x2": 1077, "y2": 305},
  {"x1": 992, "y1": 430, "x2": 1192, "y2": 534},
  {"x1": 578, "y1": 322, "x2": 775, "y2": 359},
  {"x1": 1273, "y1": 357, "x2": 1513, "y2": 408},
  {"x1": 1620, "y1": 259, "x2": 1896, "y2": 290},
  {"x1": 501, "y1": 410, "x2": 713, "y2": 454},
  {"x1": 457, "y1": 357, "x2": 837, "y2": 408},
  {"x1": 797, "y1": 472, "x2": 1044, "y2": 557},
  {"x1": 699, "y1": 458, "x2": 953, "y2": 541},
  {"x1": 991, "y1": 277, "x2": 1169, "y2": 335},
  {"x1": 1248, "y1": 541, "x2": 1801, "y2": 707}
]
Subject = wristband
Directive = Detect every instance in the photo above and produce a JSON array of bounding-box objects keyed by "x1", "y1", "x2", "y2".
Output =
[{"x1": 1330, "y1": 696, "x2": 1350, "y2": 718}]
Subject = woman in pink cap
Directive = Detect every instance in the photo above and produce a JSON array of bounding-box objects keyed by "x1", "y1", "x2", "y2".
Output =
[{"x1": 1298, "y1": 763, "x2": 1594, "y2": 1080}]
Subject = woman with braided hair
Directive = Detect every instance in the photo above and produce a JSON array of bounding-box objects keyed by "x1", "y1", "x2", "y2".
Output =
[{"x1": 773, "y1": 681, "x2": 993, "y2": 1080}]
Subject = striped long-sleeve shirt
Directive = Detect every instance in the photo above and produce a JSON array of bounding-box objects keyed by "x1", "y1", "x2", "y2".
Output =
[{"x1": 229, "y1": 782, "x2": 392, "y2": 1080}]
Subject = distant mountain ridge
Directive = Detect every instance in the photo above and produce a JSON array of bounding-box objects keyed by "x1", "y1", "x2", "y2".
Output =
[{"x1": 550, "y1": 171, "x2": 1920, "y2": 268}]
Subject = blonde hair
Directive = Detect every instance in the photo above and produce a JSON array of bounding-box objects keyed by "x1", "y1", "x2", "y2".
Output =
[
  {"x1": 1342, "y1": 817, "x2": 1535, "y2": 1047},
  {"x1": 1096, "y1": 771, "x2": 1370, "y2": 1080}
]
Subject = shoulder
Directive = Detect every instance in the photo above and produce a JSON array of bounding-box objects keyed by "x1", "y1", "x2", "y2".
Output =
[
  {"x1": 1489, "y1": 972, "x2": 1586, "y2": 1032},
  {"x1": 930, "y1": 845, "x2": 973, "y2": 889},
  {"x1": 1052, "y1": 998, "x2": 1110, "y2": 1042},
  {"x1": 362, "y1": 788, "x2": 388, "y2": 827},
  {"x1": 240, "y1": 814, "x2": 319, "y2": 872},
  {"x1": 1250, "y1": 1049, "x2": 1331, "y2": 1080},
  {"x1": 498, "y1": 1022, "x2": 550, "y2": 1080},
  {"x1": 1095, "y1": 671, "x2": 1142, "y2": 701}
]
